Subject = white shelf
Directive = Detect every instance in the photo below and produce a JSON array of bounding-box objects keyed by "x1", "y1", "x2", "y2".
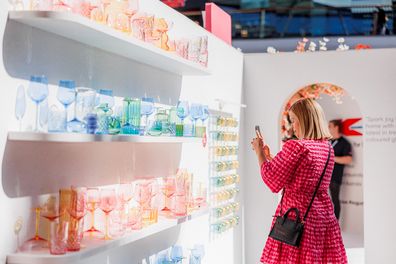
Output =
[
  {"x1": 8, "y1": 11, "x2": 211, "y2": 76},
  {"x1": 8, "y1": 132, "x2": 203, "y2": 144},
  {"x1": 7, "y1": 208, "x2": 208, "y2": 264}
]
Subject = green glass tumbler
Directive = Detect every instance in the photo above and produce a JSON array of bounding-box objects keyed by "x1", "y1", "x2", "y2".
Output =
[
  {"x1": 175, "y1": 124, "x2": 183, "y2": 137},
  {"x1": 148, "y1": 108, "x2": 168, "y2": 136},
  {"x1": 168, "y1": 107, "x2": 178, "y2": 136},
  {"x1": 122, "y1": 98, "x2": 141, "y2": 135}
]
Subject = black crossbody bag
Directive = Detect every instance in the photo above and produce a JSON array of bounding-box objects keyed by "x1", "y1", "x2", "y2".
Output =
[{"x1": 268, "y1": 143, "x2": 331, "y2": 247}]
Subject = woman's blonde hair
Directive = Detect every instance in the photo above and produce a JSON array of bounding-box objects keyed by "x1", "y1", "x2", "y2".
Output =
[{"x1": 289, "y1": 98, "x2": 331, "y2": 140}]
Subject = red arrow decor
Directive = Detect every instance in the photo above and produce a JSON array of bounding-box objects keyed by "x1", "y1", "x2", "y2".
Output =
[{"x1": 342, "y1": 118, "x2": 363, "y2": 136}]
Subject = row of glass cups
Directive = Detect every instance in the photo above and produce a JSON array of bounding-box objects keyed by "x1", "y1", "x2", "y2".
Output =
[
  {"x1": 24, "y1": 173, "x2": 207, "y2": 255},
  {"x1": 15, "y1": 76, "x2": 211, "y2": 138}
]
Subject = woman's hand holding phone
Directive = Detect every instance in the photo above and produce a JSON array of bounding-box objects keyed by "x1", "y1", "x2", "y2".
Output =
[{"x1": 252, "y1": 125, "x2": 272, "y2": 161}]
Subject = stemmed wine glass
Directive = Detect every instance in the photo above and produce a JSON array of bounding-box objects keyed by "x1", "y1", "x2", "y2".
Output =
[
  {"x1": 26, "y1": 207, "x2": 47, "y2": 244},
  {"x1": 134, "y1": 180, "x2": 153, "y2": 209},
  {"x1": 119, "y1": 183, "x2": 133, "y2": 207},
  {"x1": 200, "y1": 105, "x2": 209, "y2": 126},
  {"x1": 140, "y1": 97, "x2": 154, "y2": 134},
  {"x1": 176, "y1": 101, "x2": 189, "y2": 136},
  {"x1": 41, "y1": 195, "x2": 61, "y2": 247},
  {"x1": 100, "y1": 188, "x2": 117, "y2": 240},
  {"x1": 28, "y1": 75, "x2": 49, "y2": 132},
  {"x1": 85, "y1": 188, "x2": 101, "y2": 235},
  {"x1": 160, "y1": 177, "x2": 176, "y2": 214},
  {"x1": 15, "y1": 84, "x2": 26, "y2": 131},
  {"x1": 67, "y1": 187, "x2": 87, "y2": 252},
  {"x1": 39, "y1": 98, "x2": 48, "y2": 132},
  {"x1": 56, "y1": 80, "x2": 76, "y2": 132},
  {"x1": 189, "y1": 103, "x2": 203, "y2": 137},
  {"x1": 97, "y1": 89, "x2": 115, "y2": 108},
  {"x1": 71, "y1": 87, "x2": 96, "y2": 133}
]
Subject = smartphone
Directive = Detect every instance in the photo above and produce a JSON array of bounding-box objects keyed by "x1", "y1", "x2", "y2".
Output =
[
  {"x1": 256, "y1": 125, "x2": 271, "y2": 159},
  {"x1": 255, "y1": 125, "x2": 263, "y2": 139}
]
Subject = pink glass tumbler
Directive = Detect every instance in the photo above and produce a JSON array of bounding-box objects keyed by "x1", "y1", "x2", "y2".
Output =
[
  {"x1": 49, "y1": 221, "x2": 69, "y2": 255},
  {"x1": 67, "y1": 187, "x2": 86, "y2": 251}
]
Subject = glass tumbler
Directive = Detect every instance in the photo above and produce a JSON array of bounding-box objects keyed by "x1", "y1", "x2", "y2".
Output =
[
  {"x1": 49, "y1": 221, "x2": 68, "y2": 255},
  {"x1": 122, "y1": 97, "x2": 141, "y2": 135},
  {"x1": 148, "y1": 108, "x2": 168, "y2": 136}
]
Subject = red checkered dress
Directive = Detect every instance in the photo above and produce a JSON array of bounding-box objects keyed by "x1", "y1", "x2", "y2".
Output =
[{"x1": 260, "y1": 139, "x2": 347, "y2": 264}]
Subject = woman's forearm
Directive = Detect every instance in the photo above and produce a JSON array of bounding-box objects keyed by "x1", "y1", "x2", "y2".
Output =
[
  {"x1": 335, "y1": 156, "x2": 352, "y2": 165},
  {"x1": 257, "y1": 150, "x2": 267, "y2": 167}
]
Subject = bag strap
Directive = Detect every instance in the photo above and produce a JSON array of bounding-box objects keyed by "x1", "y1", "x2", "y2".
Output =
[
  {"x1": 302, "y1": 142, "x2": 331, "y2": 222},
  {"x1": 279, "y1": 142, "x2": 331, "y2": 219}
]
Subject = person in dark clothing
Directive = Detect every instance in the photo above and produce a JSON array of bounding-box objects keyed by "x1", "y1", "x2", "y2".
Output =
[
  {"x1": 328, "y1": 119, "x2": 353, "y2": 220},
  {"x1": 375, "y1": 8, "x2": 390, "y2": 35}
]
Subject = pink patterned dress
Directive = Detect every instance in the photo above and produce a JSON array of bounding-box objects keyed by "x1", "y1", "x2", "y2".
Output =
[{"x1": 260, "y1": 139, "x2": 347, "y2": 264}]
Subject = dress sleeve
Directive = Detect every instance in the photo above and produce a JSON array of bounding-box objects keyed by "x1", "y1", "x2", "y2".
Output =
[{"x1": 261, "y1": 140, "x2": 307, "y2": 193}]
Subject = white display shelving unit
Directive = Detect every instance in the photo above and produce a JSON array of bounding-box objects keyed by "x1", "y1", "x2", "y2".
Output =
[
  {"x1": 8, "y1": 11, "x2": 211, "y2": 76},
  {"x1": 7, "y1": 208, "x2": 208, "y2": 264},
  {"x1": 8, "y1": 132, "x2": 203, "y2": 144}
]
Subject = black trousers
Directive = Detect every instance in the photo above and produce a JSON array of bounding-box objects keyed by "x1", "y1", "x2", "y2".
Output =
[{"x1": 330, "y1": 182, "x2": 341, "y2": 220}]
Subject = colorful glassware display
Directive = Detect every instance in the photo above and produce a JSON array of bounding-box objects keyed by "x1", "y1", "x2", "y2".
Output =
[
  {"x1": 22, "y1": 0, "x2": 208, "y2": 66},
  {"x1": 20, "y1": 169, "x2": 207, "y2": 257},
  {"x1": 208, "y1": 114, "x2": 240, "y2": 239},
  {"x1": 15, "y1": 81, "x2": 212, "y2": 142}
]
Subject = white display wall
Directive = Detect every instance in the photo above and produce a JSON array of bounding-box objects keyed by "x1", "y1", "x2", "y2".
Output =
[
  {"x1": 317, "y1": 93, "x2": 364, "y2": 248},
  {"x1": 0, "y1": 1, "x2": 243, "y2": 263},
  {"x1": 242, "y1": 49, "x2": 396, "y2": 264}
]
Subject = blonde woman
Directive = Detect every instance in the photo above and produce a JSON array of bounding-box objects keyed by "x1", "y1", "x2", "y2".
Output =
[{"x1": 251, "y1": 98, "x2": 347, "y2": 264}]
